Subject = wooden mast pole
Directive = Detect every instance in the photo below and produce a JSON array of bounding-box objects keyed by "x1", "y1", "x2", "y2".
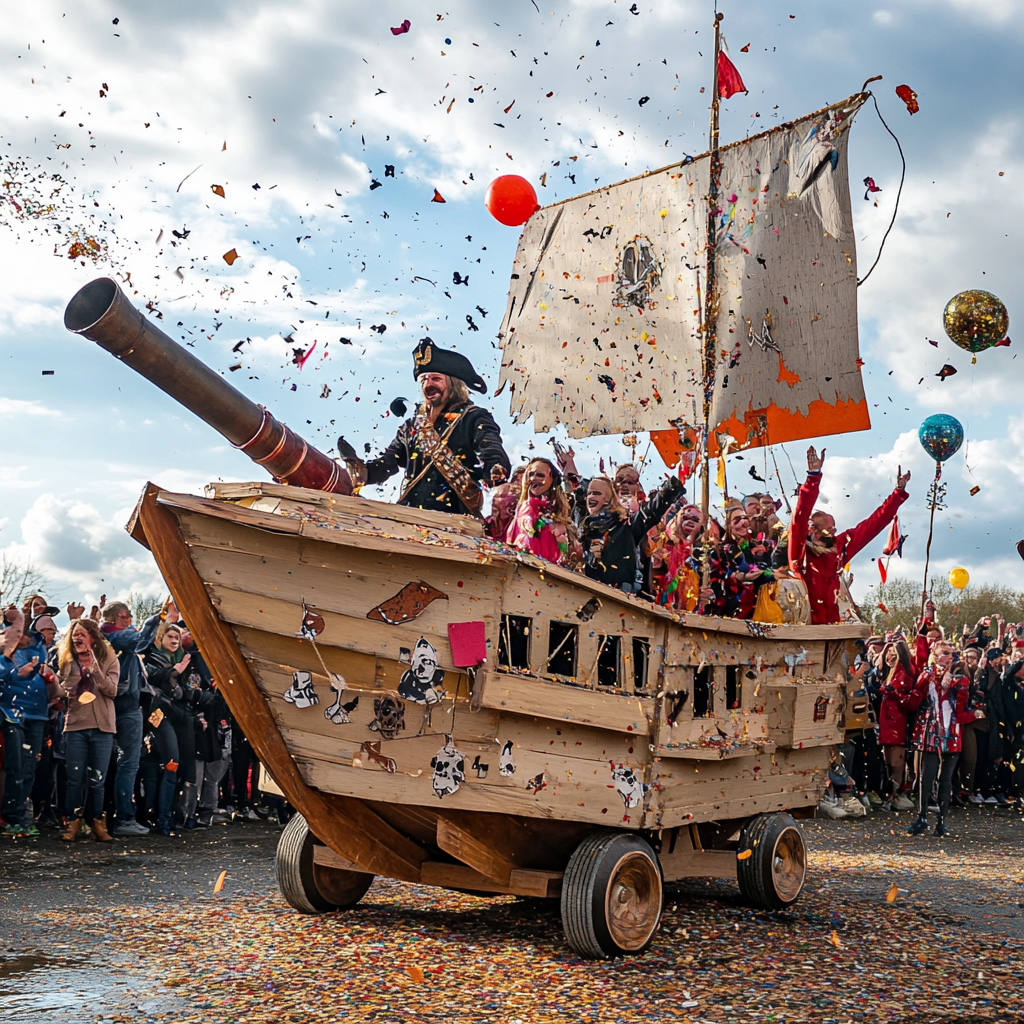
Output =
[{"x1": 700, "y1": 11, "x2": 724, "y2": 590}]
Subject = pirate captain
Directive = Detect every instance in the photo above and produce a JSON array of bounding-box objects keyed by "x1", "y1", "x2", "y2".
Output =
[{"x1": 342, "y1": 339, "x2": 511, "y2": 517}]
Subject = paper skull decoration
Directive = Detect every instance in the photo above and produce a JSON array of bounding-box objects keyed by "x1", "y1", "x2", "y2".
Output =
[
  {"x1": 918, "y1": 413, "x2": 963, "y2": 464},
  {"x1": 942, "y1": 289, "x2": 1008, "y2": 354}
]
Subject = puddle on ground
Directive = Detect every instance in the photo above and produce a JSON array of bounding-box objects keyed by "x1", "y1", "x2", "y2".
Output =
[{"x1": 0, "y1": 951, "x2": 163, "y2": 1021}]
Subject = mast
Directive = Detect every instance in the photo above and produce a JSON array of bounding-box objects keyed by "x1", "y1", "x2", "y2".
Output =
[{"x1": 700, "y1": 11, "x2": 724, "y2": 589}]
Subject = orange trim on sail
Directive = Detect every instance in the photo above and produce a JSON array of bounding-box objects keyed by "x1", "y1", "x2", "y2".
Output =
[{"x1": 650, "y1": 396, "x2": 871, "y2": 466}]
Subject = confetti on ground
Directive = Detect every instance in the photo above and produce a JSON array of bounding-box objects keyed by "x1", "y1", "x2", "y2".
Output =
[
  {"x1": 213, "y1": 870, "x2": 227, "y2": 894},
  {"x1": 20, "y1": 817, "x2": 1022, "y2": 1024}
]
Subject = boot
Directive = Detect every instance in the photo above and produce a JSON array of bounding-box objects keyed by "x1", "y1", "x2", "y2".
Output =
[
  {"x1": 92, "y1": 817, "x2": 114, "y2": 842},
  {"x1": 934, "y1": 815, "x2": 947, "y2": 837},
  {"x1": 907, "y1": 813, "x2": 929, "y2": 836},
  {"x1": 61, "y1": 818, "x2": 83, "y2": 842}
]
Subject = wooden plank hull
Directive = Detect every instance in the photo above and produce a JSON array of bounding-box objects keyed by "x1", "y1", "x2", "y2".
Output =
[{"x1": 134, "y1": 481, "x2": 868, "y2": 893}]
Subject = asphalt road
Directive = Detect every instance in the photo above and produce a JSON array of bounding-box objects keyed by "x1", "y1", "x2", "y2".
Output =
[{"x1": 1, "y1": 807, "x2": 1022, "y2": 1022}]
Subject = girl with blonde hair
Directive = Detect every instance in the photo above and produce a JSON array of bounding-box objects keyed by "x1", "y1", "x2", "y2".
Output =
[{"x1": 505, "y1": 458, "x2": 581, "y2": 565}]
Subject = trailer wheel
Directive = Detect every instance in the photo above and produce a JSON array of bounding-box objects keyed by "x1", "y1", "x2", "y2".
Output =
[
  {"x1": 736, "y1": 812, "x2": 807, "y2": 910},
  {"x1": 275, "y1": 814, "x2": 374, "y2": 913},
  {"x1": 560, "y1": 833, "x2": 663, "y2": 959}
]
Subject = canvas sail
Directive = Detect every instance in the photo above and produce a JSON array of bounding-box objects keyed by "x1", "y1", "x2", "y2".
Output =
[{"x1": 498, "y1": 92, "x2": 870, "y2": 460}]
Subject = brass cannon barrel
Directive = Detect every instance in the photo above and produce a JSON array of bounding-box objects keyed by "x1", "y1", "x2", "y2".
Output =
[{"x1": 64, "y1": 277, "x2": 352, "y2": 494}]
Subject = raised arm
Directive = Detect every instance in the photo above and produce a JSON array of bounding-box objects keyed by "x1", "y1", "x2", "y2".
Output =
[
  {"x1": 787, "y1": 447, "x2": 823, "y2": 572},
  {"x1": 840, "y1": 468, "x2": 910, "y2": 562}
]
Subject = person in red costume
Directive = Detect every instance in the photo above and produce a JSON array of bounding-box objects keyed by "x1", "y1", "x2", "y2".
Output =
[{"x1": 788, "y1": 446, "x2": 911, "y2": 625}]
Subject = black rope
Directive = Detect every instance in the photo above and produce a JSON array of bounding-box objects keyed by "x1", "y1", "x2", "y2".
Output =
[{"x1": 858, "y1": 93, "x2": 906, "y2": 287}]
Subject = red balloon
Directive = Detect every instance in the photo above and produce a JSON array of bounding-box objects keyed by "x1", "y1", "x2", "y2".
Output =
[{"x1": 485, "y1": 175, "x2": 539, "y2": 226}]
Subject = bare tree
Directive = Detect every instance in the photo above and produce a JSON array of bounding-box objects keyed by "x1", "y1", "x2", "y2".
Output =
[
  {"x1": 128, "y1": 591, "x2": 165, "y2": 622},
  {"x1": 0, "y1": 551, "x2": 50, "y2": 608}
]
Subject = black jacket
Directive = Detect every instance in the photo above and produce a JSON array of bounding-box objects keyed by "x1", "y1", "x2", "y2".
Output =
[
  {"x1": 364, "y1": 400, "x2": 511, "y2": 516},
  {"x1": 581, "y1": 477, "x2": 682, "y2": 587}
]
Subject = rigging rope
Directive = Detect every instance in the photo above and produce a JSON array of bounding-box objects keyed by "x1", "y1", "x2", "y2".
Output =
[{"x1": 857, "y1": 93, "x2": 906, "y2": 287}]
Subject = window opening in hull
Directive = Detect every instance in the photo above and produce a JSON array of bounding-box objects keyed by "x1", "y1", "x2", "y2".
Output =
[
  {"x1": 547, "y1": 622, "x2": 578, "y2": 678},
  {"x1": 693, "y1": 666, "x2": 713, "y2": 718},
  {"x1": 632, "y1": 637, "x2": 650, "y2": 692},
  {"x1": 498, "y1": 614, "x2": 532, "y2": 672},
  {"x1": 596, "y1": 635, "x2": 621, "y2": 687}
]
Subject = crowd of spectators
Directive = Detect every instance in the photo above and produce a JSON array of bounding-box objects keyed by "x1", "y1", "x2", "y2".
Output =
[
  {"x1": 487, "y1": 444, "x2": 906, "y2": 626},
  {"x1": 827, "y1": 610, "x2": 1024, "y2": 834},
  {"x1": 0, "y1": 594, "x2": 279, "y2": 840}
]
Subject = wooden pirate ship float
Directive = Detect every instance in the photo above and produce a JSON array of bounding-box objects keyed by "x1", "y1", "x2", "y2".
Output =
[{"x1": 64, "y1": 17, "x2": 884, "y2": 957}]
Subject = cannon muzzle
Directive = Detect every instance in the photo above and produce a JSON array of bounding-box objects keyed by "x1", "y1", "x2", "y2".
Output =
[{"x1": 65, "y1": 278, "x2": 352, "y2": 494}]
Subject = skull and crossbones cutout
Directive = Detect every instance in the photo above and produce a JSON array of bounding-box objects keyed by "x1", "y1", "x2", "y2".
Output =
[{"x1": 283, "y1": 670, "x2": 318, "y2": 709}]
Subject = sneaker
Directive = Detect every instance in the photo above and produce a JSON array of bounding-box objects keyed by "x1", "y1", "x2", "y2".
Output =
[
  {"x1": 209, "y1": 809, "x2": 231, "y2": 822},
  {"x1": 841, "y1": 796, "x2": 868, "y2": 818},
  {"x1": 817, "y1": 799, "x2": 848, "y2": 819},
  {"x1": 984, "y1": 796, "x2": 998, "y2": 804},
  {"x1": 3, "y1": 824, "x2": 31, "y2": 837},
  {"x1": 858, "y1": 794, "x2": 873, "y2": 811},
  {"x1": 893, "y1": 793, "x2": 916, "y2": 811},
  {"x1": 968, "y1": 792, "x2": 984, "y2": 804},
  {"x1": 23, "y1": 823, "x2": 40, "y2": 837},
  {"x1": 240, "y1": 807, "x2": 260, "y2": 822},
  {"x1": 867, "y1": 791, "x2": 884, "y2": 808},
  {"x1": 112, "y1": 820, "x2": 152, "y2": 837},
  {"x1": 192, "y1": 816, "x2": 209, "y2": 829},
  {"x1": 927, "y1": 802, "x2": 940, "y2": 813},
  {"x1": 995, "y1": 793, "x2": 1009, "y2": 806}
]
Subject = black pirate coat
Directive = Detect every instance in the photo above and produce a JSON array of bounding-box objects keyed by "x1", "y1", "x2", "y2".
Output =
[{"x1": 364, "y1": 400, "x2": 511, "y2": 516}]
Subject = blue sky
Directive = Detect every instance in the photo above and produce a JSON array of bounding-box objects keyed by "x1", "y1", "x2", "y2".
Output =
[{"x1": 1, "y1": 0, "x2": 1022, "y2": 617}]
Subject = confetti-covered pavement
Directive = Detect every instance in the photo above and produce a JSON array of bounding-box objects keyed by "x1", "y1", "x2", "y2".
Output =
[{"x1": 2, "y1": 810, "x2": 1022, "y2": 1023}]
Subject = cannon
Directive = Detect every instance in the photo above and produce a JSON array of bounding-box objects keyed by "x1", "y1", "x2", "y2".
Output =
[{"x1": 64, "y1": 277, "x2": 352, "y2": 494}]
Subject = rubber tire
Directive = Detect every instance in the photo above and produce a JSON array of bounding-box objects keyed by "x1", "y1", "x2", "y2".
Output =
[
  {"x1": 736, "y1": 812, "x2": 807, "y2": 911},
  {"x1": 560, "y1": 832, "x2": 664, "y2": 959},
  {"x1": 275, "y1": 814, "x2": 374, "y2": 914}
]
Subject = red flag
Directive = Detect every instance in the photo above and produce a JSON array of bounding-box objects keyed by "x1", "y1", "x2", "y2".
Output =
[
  {"x1": 882, "y1": 515, "x2": 904, "y2": 557},
  {"x1": 718, "y1": 52, "x2": 747, "y2": 99},
  {"x1": 878, "y1": 559, "x2": 887, "y2": 584}
]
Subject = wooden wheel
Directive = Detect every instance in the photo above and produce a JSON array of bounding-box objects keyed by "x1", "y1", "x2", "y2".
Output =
[
  {"x1": 276, "y1": 814, "x2": 374, "y2": 914},
  {"x1": 560, "y1": 833, "x2": 663, "y2": 959},
  {"x1": 736, "y1": 812, "x2": 807, "y2": 910}
]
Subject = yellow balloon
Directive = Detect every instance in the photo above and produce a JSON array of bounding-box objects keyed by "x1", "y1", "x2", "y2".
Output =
[{"x1": 948, "y1": 567, "x2": 970, "y2": 590}]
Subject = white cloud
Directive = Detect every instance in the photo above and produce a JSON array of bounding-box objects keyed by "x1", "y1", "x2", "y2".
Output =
[{"x1": 0, "y1": 398, "x2": 61, "y2": 417}]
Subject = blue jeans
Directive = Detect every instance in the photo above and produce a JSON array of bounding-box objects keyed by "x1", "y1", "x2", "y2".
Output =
[
  {"x1": 114, "y1": 710, "x2": 143, "y2": 823},
  {"x1": 1, "y1": 719, "x2": 45, "y2": 826},
  {"x1": 65, "y1": 729, "x2": 115, "y2": 822}
]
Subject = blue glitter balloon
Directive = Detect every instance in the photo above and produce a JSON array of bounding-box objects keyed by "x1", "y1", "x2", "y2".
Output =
[{"x1": 919, "y1": 413, "x2": 964, "y2": 463}]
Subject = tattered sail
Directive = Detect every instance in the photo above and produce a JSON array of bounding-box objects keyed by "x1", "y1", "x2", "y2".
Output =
[{"x1": 498, "y1": 93, "x2": 871, "y2": 460}]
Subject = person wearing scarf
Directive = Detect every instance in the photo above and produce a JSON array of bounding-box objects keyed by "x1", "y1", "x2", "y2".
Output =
[
  {"x1": 55, "y1": 619, "x2": 120, "y2": 842},
  {"x1": 719, "y1": 506, "x2": 776, "y2": 619},
  {"x1": 505, "y1": 458, "x2": 581, "y2": 566},
  {"x1": 651, "y1": 506, "x2": 705, "y2": 612},
  {"x1": 581, "y1": 475, "x2": 682, "y2": 593},
  {"x1": 904, "y1": 644, "x2": 970, "y2": 837}
]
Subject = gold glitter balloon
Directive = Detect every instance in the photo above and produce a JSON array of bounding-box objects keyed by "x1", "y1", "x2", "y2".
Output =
[{"x1": 942, "y1": 289, "x2": 1009, "y2": 353}]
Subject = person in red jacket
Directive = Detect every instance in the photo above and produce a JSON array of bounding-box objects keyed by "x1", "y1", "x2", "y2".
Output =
[
  {"x1": 788, "y1": 447, "x2": 911, "y2": 625},
  {"x1": 877, "y1": 638, "x2": 923, "y2": 810},
  {"x1": 905, "y1": 645, "x2": 970, "y2": 837}
]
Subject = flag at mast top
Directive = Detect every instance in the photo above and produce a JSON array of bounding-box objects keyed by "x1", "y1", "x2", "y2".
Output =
[{"x1": 717, "y1": 50, "x2": 747, "y2": 99}]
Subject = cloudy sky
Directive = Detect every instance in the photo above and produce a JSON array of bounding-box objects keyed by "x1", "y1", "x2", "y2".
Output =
[{"x1": 1, "y1": 0, "x2": 1021, "y2": 619}]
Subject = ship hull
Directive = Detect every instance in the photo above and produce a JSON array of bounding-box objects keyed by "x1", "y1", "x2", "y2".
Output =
[{"x1": 132, "y1": 482, "x2": 866, "y2": 906}]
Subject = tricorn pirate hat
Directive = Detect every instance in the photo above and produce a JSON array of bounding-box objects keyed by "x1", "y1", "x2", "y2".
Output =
[{"x1": 412, "y1": 339, "x2": 487, "y2": 394}]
